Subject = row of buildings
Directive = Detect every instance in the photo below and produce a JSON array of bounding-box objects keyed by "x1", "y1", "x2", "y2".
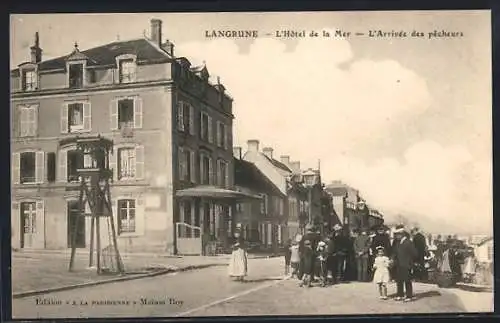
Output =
[{"x1": 10, "y1": 19, "x2": 383, "y2": 255}]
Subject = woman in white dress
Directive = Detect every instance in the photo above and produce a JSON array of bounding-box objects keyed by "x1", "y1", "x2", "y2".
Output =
[{"x1": 228, "y1": 233, "x2": 248, "y2": 281}]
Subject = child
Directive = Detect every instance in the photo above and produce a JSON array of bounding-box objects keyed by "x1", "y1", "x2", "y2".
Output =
[
  {"x1": 317, "y1": 241, "x2": 328, "y2": 287},
  {"x1": 290, "y1": 240, "x2": 301, "y2": 278},
  {"x1": 373, "y1": 246, "x2": 391, "y2": 299},
  {"x1": 299, "y1": 240, "x2": 314, "y2": 287},
  {"x1": 284, "y1": 238, "x2": 292, "y2": 276}
]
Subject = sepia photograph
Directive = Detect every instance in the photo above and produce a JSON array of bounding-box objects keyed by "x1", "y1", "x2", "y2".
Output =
[{"x1": 9, "y1": 10, "x2": 493, "y2": 319}]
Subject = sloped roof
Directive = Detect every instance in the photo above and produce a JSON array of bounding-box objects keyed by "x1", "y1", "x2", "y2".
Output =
[
  {"x1": 263, "y1": 155, "x2": 291, "y2": 172},
  {"x1": 12, "y1": 38, "x2": 171, "y2": 74},
  {"x1": 477, "y1": 237, "x2": 493, "y2": 247},
  {"x1": 325, "y1": 186, "x2": 348, "y2": 196},
  {"x1": 234, "y1": 158, "x2": 283, "y2": 195}
]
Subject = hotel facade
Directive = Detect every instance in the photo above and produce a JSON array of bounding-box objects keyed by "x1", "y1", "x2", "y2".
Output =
[{"x1": 10, "y1": 19, "x2": 235, "y2": 255}]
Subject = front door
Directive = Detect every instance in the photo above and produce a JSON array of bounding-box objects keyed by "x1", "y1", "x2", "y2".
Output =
[
  {"x1": 67, "y1": 201, "x2": 86, "y2": 248},
  {"x1": 20, "y1": 202, "x2": 36, "y2": 248}
]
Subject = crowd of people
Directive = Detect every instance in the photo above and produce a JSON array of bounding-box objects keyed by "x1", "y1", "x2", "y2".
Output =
[{"x1": 226, "y1": 219, "x2": 479, "y2": 300}]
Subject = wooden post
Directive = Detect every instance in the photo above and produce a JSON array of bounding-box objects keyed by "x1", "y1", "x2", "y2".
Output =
[
  {"x1": 89, "y1": 216, "x2": 95, "y2": 267},
  {"x1": 106, "y1": 182, "x2": 124, "y2": 273}
]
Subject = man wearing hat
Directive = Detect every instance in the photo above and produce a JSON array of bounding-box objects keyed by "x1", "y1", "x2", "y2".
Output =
[
  {"x1": 299, "y1": 224, "x2": 321, "y2": 281},
  {"x1": 331, "y1": 224, "x2": 349, "y2": 283},
  {"x1": 411, "y1": 227, "x2": 428, "y2": 281},
  {"x1": 393, "y1": 225, "x2": 417, "y2": 301}
]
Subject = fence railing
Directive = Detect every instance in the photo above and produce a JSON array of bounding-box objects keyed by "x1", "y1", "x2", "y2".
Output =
[{"x1": 176, "y1": 222, "x2": 201, "y2": 238}]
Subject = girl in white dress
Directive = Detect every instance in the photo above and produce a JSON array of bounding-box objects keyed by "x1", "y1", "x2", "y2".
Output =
[
  {"x1": 373, "y1": 246, "x2": 391, "y2": 299},
  {"x1": 228, "y1": 240, "x2": 248, "y2": 281}
]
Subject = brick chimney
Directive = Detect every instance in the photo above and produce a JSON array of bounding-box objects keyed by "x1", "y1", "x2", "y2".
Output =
[
  {"x1": 150, "y1": 19, "x2": 162, "y2": 47},
  {"x1": 280, "y1": 155, "x2": 290, "y2": 166},
  {"x1": 247, "y1": 139, "x2": 259, "y2": 152},
  {"x1": 289, "y1": 161, "x2": 301, "y2": 174},
  {"x1": 30, "y1": 32, "x2": 42, "y2": 63},
  {"x1": 233, "y1": 146, "x2": 242, "y2": 159},
  {"x1": 262, "y1": 147, "x2": 273, "y2": 159}
]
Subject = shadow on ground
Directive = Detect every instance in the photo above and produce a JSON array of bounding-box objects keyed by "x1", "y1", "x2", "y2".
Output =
[
  {"x1": 387, "y1": 290, "x2": 442, "y2": 300},
  {"x1": 455, "y1": 285, "x2": 492, "y2": 293},
  {"x1": 243, "y1": 277, "x2": 283, "y2": 283}
]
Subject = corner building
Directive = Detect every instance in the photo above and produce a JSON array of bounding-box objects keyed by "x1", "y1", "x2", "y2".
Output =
[{"x1": 10, "y1": 19, "x2": 234, "y2": 254}]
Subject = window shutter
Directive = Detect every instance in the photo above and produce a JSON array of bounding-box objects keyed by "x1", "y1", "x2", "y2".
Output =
[
  {"x1": 224, "y1": 162, "x2": 229, "y2": 188},
  {"x1": 58, "y1": 149, "x2": 67, "y2": 182},
  {"x1": 216, "y1": 121, "x2": 221, "y2": 147},
  {"x1": 19, "y1": 107, "x2": 27, "y2": 137},
  {"x1": 135, "y1": 145, "x2": 145, "y2": 180},
  {"x1": 189, "y1": 104, "x2": 195, "y2": 135},
  {"x1": 110, "y1": 99, "x2": 118, "y2": 131},
  {"x1": 199, "y1": 153, "x2": 204, "y2": 184},
  {"x1": 31, "y1": 105, "x2": 39, "y2": 137},
  {"x1": 190, "y1": 150, "x2": 196, "y2": 183},
  {"x1": 35, "y1": 151, "x2": 45, "y2": 184},
  {"x1": 178, "y1": 147, "x2": 184, "y2": 180},
  {"x1": 35, "y1": 201, "x2": 45, "y2": 247},
  {"x1": 133, "y1": 96, "x2": 143, "y2": 129},
  {"x1": 11, "y1": 202, "x2": 20, "y2": 249},
  {"x1": 208, "y1": 157, "x2": 213, "y2": 185},
  {"x1": 199, "y1": 112, "x2": 205, "y2": 139},
  {"x1": 109, "y1": 149, "x2": 117, "y2": 181},
  {"x1": 136, "y1": 197, "x2": 145, "y2": 235},
  {"x1": 208, "y1": 116, "x2": 213, "y2": 143},
  {"x1": 177, "y1": 102, "x2": 184, "y2": 131},
  {"x1": 83, "y1": 102, "x2": 92, "y2": 131},
  {"x1": 61, "y1": 104, "x2": 68, "y2": 133},
  {"x1": 224, "y1": 125, "x2": 229, "y2": 150},
  {"x1": 12, "y1": 152, "x2": 20, "y2": 184}
]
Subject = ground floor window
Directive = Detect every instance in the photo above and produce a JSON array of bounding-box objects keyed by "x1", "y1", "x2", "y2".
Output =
[
  {"x1": 21, "y1": 202, "x2": 36, "y2": 234},
  {"x1": 118, "y1": 199, "x2": 136, "y2": 234}
]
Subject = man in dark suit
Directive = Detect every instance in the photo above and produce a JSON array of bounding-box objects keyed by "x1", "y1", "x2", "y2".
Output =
[
  {"x1": 411, "y1": 227, "x2": 427, "y2": 281},
  {"x1": 299, "y1": 225, "x2": 321, "y2": 281},
  {"x1": 331, "y1": 224, "x2": 349, "y2": 283},
  {"x1": 394, "y1": 227, "x2": 418, "y2": 301}
]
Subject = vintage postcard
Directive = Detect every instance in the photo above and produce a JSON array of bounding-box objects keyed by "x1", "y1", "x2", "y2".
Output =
[{"x1": 10, "y1": 11, "x2": 493, "y2": 319}]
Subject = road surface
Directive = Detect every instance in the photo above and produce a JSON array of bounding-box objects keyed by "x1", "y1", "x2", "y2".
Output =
[{"x1": 13, "y1": 257, "x2": 468, "y2": 319}]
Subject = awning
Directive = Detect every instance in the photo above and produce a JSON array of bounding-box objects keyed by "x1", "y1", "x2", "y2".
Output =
[{"x1": 176, "y1": 185, "x2": 262, "y2": 201}]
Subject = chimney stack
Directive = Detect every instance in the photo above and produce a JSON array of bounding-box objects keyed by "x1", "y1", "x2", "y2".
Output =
[
  {"x1": 247, "y1": 139, "x2": 259, "y2": 152},
  {"x1": 30, "y1": 32, "x2": 42, "y2": 63},
  {"x1": 150, "y1": 19, "x2": 162, "y2": 47},
  {"x1": 262, "y1": 147, "x2": 274, "y2": 159},
  {"x1": 290, "y1": 161, "x2": 301, "y2": 174},
  {"x1": 280, "y1": 155, "x2": 290, "y2": 166},
  {"x1": 162, "y1": 39, "x2": 175, "y2": 57},
  {"x1": 233, "y1": 146, "x2": 242, "y2": 159}
]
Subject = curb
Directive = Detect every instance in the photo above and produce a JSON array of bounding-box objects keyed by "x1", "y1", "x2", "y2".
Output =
[{"x1": 13, "y1": 263, "x2": 227, "y2": 299}]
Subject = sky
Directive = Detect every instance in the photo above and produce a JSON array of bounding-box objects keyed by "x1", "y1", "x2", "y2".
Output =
[{"x1": 10, "y1": 11, "x2": 492, "y2": 235}]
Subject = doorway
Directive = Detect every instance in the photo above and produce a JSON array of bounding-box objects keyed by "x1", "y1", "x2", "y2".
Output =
[
  {"x1": 67, "y1": 201, "x2": 86, "y2": 248},
  {"x1": 20, "y1": 202, "x2": 36, "y2": 248}
]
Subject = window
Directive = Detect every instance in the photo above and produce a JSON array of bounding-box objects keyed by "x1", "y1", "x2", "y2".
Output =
[
  {"x1": 217, "y1": 159, "x2": 228, "y2": 187},
  {"x1": 200, "y1": 153, "x2": 213, "y2": 185},
  {"x1": 110, "y1": 97, "x2": 142, "y2": 130},
  {"x1": 260, "y1": 194, "x2": 268, "y2": 214},
  {"x1": 118, "y1": 99, "x2": 134, "y2": 128},
  {"x1": 69, "y1": 64, "x2": 84, "y2": 89},
  {"x1": 21, "y1": 202, "x2": 37, "y2": 233},
  {"x1": 67, "y1": 150, "x2": 83, "y2": 182},
  {"x1": 20, "y1": 152, "x2": 36, "y2": 184},
  {"x1": 47, "y1": 152, "x2": 56, "y2": 182},
  {"x1": 119, "y1": 59, "x2": 136, "y2": 83},
  {"x1": 19, "y1": 105, "x2": 38, "y2": 137},
  {"x1": 61, "y1": 102, "x2": 91, "y2": 133},
  {"x1": 118, "y1": 148, "x2": 136, "y2": 180},
  {"x1": 177, "y1": 102, "x2": 195, "y2": 135},
  {"x1": 178, "y1": 148, "x2": 196, "y2": 183},
  {"x1": 118, "y1": 199, "x2": 136, "y2": 234},
  {"x1": 200, "y1": 112, "x2": 213, "y2": 142},
  {"x1": 22, "y1": 70, "x2": 37, "y2": 91},
  {"x1": 68, "y1": 103, "x2": 84, "y2": 130},
  {"x1": 217, "y1": 122, "x2": 227, "y2": 148},
  {"x1": 487, "y1": 245, "x2": 493, "y2": 261}
]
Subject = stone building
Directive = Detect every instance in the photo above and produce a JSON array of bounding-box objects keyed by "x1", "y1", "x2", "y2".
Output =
[{"x1": 10, "y1": 19, "x2": 235, "y2": 255}]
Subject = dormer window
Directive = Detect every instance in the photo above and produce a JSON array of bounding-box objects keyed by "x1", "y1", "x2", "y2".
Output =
[
  {"x1": 69, "y1": 63, "x2": 84, "y2": 89},
  {"x1": 22, "y1": 69, "x2": 37, "y2": 91},
  {"x1": 119, "y1": 59, "x2": 136, "y2": 83}
]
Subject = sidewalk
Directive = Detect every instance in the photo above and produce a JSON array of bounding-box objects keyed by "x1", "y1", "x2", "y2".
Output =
[{"x1": 11, "y1": 250, "x2": 282, "y2": 298}]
